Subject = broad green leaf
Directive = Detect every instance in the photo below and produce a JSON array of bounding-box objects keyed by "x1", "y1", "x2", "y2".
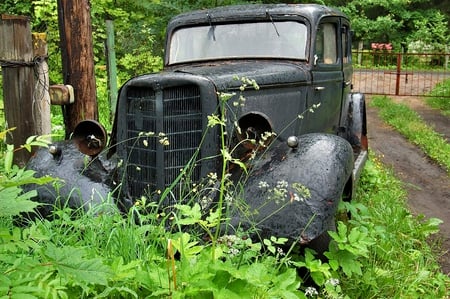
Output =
[
  {"x1": 274, "y1": 268, "x2": 300, "y2": 290},
  {"x1": 5, "y1": 144, "x2": 14, "y2": 173},
  {"x1": 175, "y1": 204, "x2": 202, "y2": 225},
  {"x1": 44, "y1": 244, "x2": 112, "y2": 286},
  {"x1": 0, "y1": 188, "x2": 40, "y2": 217}
]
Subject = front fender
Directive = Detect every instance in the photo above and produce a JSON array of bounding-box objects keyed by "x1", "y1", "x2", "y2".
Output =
[
  {"x1": 24, "y1": 141, "x2": 115, "y2": 217},
  {"x1": 234, "y1": 133, "x2": 354, "y2": 244}
]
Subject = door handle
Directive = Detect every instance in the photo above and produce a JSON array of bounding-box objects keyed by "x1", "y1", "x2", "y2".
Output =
[{"x1": 315, "y1": 86, "x2": 325, "y2": 91}]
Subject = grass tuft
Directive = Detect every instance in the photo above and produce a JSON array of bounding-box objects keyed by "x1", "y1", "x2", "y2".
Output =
[
  {"x1": 342, "y1": 157, "x2": 449, "y2": 298},
  {"x1": 370, "y1": 95, "x2": 450, "y2": 173},
  {"x1": 427, "y1": 79, "x2": 450, "y2": 116}
]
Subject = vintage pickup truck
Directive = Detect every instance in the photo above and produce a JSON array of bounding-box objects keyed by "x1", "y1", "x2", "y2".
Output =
[{"x1": 27, "y1": 3, "x2": 368, "y2": 251}]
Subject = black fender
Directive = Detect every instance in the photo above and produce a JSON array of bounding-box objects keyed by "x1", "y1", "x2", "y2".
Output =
[
  {"x1": 24, "y1": 141, "x2": 115, "y2": 217},
  {"x1": 344, "y1": 92, "x2": 368, "y2": 198},
  {"x1": 232, "y1": 133, "x2": 354, "y2": 244},
  {"x1": 345, "y1": 92, "x2": 368, "y2": 152}
]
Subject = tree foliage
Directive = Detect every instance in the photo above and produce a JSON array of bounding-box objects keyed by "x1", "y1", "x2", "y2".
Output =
[
  {"x1": 334, "y1": 0, "x2": 450, "y2": 51},
  {"x1": 1, "y1": 0, "x2": 449, "y2": 78}
]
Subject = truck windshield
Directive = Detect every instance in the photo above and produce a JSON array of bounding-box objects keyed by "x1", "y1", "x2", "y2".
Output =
[{"x1": 168, "y1": 21, "x2": 308, "y2": 64}]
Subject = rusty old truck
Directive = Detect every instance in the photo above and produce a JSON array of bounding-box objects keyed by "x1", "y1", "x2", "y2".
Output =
[{"x1": 27, "y1": 4, "x2": 368, "y2": 251}]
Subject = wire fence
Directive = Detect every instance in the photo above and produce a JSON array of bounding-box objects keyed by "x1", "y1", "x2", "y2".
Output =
[{"x1": 352, "y1": 51, "x2": 450, "y2": 97}]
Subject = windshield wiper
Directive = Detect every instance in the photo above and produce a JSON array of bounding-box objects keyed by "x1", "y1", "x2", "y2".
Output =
[
  {"x1": 266, "y1": 9, "x2": 280, "y2": 37},
  {"x1": 207, "y1": 13, "x2": 216, "y2": 41}
]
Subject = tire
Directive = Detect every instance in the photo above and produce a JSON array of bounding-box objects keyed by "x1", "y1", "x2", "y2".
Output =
[{"x1": 307, "y1": 217, "x2": 336, "y2": 259}]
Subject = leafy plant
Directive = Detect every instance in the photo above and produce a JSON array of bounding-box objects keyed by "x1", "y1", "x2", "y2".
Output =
[
  {"x1": 325, "y1": 221, "x2": 374, "y2": 277},
  {"x1": 0, "y1": 131, "x2": 56, "y2": 219}
]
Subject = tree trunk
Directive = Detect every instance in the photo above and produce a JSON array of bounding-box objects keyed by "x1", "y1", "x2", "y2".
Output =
[{"x1": 57, "y1": 0, "x2": 98, "y2": 138}]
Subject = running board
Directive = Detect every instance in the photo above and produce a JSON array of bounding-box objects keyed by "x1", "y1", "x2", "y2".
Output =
[{"x1": 353, "y1": 149, "x2": 368, "y2": 183}]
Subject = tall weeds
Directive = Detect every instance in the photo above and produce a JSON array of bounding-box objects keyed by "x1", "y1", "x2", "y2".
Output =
[{"x1": 0, "y1": 80, "x2": 448, "y2": 297}]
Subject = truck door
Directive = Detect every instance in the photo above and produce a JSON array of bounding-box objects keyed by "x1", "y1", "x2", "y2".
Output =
[
  {"x1": 308, "y1": 19, "x2": 343, "y2": 134},
  {"x1": 340, "y1": 19, "x2": 353, "y2": 128}
]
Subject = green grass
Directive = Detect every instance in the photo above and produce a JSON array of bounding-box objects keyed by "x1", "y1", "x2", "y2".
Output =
[
  {"x1": 341, "y1": 157, "x2": 449, "y2": 298},
  {"x1": 427, "y1": 79, "x2": 450, "y2": 116},
  {"x1": 370, "y1": 95, "x2": 450, "y2": 173}
]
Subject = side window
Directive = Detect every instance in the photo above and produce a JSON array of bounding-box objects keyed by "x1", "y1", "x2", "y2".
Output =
[
  {"x1": 342, "y1": 25, "x2": 350, "y2": 64},
  {"x1": 315, "y1": 23, "x2": 337, "y2": 65}
]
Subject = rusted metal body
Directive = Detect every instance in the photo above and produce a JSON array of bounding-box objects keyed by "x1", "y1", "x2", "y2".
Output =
[{"x1": 27, "y1": 4, "x2": 368, "y2": 250}]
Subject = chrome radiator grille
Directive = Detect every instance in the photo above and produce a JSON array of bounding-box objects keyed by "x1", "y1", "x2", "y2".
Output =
[{"x1": 124, "y1": 85, "x2": 203, "y2": 200}]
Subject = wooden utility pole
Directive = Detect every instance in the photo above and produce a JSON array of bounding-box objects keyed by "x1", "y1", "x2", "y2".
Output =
[
  {"x1": 57, "y1": 0, "x2": 98, "y2": 138},
  {"x1": 0, "y1": 15, "x2": 37, "y2": 166}
]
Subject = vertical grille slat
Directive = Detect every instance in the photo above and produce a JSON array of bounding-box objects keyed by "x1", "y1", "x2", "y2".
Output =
[{"x1": 122, "y1": 85, "x2": 203, "y2": 201}]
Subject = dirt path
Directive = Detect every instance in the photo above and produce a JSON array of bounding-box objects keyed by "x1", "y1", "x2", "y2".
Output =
[{"x1": 366, "y1": 96, "x2": 450, "y2": 275}]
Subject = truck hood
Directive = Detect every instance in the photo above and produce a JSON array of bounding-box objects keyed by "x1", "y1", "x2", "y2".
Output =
[{"x1": 170, "y1": 60, "x2": 311, "y2": 90}]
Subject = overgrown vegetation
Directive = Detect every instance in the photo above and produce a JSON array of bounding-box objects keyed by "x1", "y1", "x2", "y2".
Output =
[
  {"x1": 338, "y1": 157, "x2": 449, "y2": 298},
  {"x1": 370, "y1": 96, "x2": 450, "y2": 173},
  {"x1": 1, "y1": 136, "x2": 448, "y2": 297}
]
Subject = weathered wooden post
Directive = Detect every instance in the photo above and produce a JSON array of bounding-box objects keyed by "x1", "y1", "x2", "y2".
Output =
[
  {"x1": 106, "y1": 19, "x2": 118, "y2": 118},
  {"x1": 57, "y1": 0, "x2": 98, "y2": 138},
  {"x1": 357, "y1": 40, "x2": 363, "y2": 65},
  {"x1": 0, "y1": 15, "x2": 37, "y2": 166},
  {"x1": 445, "y1": 45, "x2": 449, "y2": 70},
  {"x1": 32, "y1": 32, "x2": 52, "y2": 137}
]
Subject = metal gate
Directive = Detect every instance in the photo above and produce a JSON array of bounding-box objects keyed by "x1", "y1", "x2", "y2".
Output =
[{"x1": 352, "y1": 51, "x2": 450, "y2": 97}]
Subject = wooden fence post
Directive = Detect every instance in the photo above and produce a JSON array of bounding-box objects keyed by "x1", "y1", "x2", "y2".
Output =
[
  {"x1": 445, "y1": 45, "x2": 449, "y2": 70},
  {"x1": 0, "y1": 15, "x2": 37, "y2": 166},
  {"x1": 106, "y1": 19, "x2": 118, "y2": 119},
  {"x1": 32, "y1": 32, "x2": 51, "y2": 137}
]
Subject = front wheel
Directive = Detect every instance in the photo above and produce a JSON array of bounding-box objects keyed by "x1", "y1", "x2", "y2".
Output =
[{"x1": 307, "y1": 217, "x2": 336, "y2": 259}]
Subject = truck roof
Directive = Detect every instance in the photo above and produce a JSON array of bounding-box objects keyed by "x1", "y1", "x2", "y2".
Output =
[{"x1": 166, "y1": 4, "x2": 347, "y2": 31}]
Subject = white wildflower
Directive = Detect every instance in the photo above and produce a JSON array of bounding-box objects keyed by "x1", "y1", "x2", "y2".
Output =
[
  {"x1": 229, "y1": 247, "x2": 240, "y2": 256},
  {"x1": 258, "y1": 181, "x2": 270, "y2": 190},
  {"x1": 277, "y1": 247, "x2": 285, "y2": 256},
  {"x1": 276, "y1": 180, "x2": 288, "y2": 189},
  {"x1": 326, "y1": 278, "x2": 340, "y2": 287},
  {"x1": 292, "y1": 193, "x2": 302, "y2": 202},
  {"x1": 305, "y1": 286, "x2": 318, "y2": 297}
]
